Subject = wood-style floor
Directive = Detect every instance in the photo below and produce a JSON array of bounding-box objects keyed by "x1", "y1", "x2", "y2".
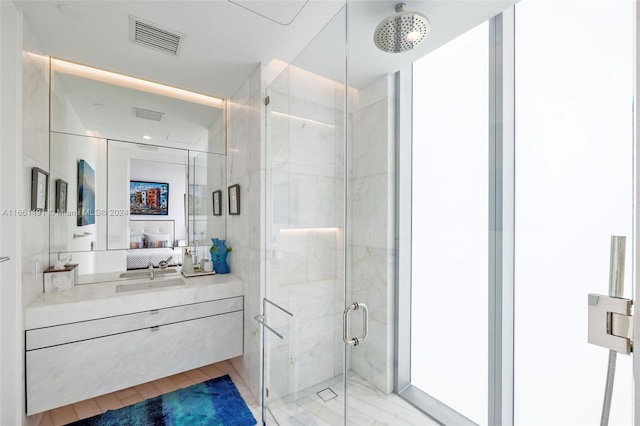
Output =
[{"x1": 33, "y1": 360, "x2": 260, "y2": 426}]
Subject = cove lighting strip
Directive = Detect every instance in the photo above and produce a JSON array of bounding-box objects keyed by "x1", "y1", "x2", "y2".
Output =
[
  {"x1": 52, "y1": 58, "x2": 224, "y2": 108},
  {"x1": 271, "y1": 110, "x2": 335, "y2": 128}
]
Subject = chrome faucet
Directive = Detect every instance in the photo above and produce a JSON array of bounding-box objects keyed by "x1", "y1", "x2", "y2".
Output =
[{"x1": 148, "y1": 262, "x2": 154, "y2": 280}]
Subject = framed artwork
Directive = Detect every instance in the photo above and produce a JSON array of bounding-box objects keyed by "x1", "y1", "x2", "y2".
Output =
[
  {"x1": 55, "y1": 179, "x2": 68, "y2": 213},
  {"x1": 213, "y1": 190, "x2": 222, "y2": 216},
  {"x1": 77, "y1": 160, "x2": 95, "y2": 226},
  {"x1": 130, "y1": 181, "x2": 169, "y2": 215},
  {"x1": 31, "y1": 167, "x2": 49, "y2": 211},
  {"x1": 228, "y1": 184, "x2": 240, "y2": 215}
]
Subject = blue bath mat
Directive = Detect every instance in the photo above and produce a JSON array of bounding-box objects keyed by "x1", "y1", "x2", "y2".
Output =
[{"x1": 68, "y1": 374, "x2": 257, "y2": 426}]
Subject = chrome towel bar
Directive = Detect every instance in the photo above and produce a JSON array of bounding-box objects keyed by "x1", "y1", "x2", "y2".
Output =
[{"x1": 255, "y1": 298, "x2": 294, "y2": 340}]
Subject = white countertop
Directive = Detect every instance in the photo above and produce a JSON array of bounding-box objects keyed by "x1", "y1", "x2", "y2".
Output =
[{"x1": 25, "y1": 273, "x2": 244, "y2": 330}]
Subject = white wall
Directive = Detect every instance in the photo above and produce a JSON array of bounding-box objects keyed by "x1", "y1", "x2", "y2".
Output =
[
  {"x1": 21, "y1": 17, "x2": 49, "y2": 307},
  {"x1": 21, "y1": 14, "x2": 51, "y2": 426},
  {"x1": 0, "y1": 3, "x2": 23, "y2": 424}
]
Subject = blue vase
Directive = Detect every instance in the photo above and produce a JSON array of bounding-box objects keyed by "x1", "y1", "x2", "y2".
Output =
[{"x1": 210, "y1": 238, "x2": 230, "y2": 274}]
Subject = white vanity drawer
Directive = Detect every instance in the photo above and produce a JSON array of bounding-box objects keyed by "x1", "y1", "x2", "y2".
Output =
[
  {"x1": 26, "y1": 296, "x2": 243, "y2": 350},
  {"x1": 26, "y1": 310, "x2": 243, "y2": 415}
]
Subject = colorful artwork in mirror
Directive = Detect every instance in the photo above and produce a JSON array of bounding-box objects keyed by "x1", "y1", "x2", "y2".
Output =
[{"x1": 130, "y1": 181, "x2": 169, "y2": 215}]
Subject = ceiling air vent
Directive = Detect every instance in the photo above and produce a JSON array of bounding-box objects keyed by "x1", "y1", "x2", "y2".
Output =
[
  {"x1": 129, "y1": 15, "x2": 183, "y2": 55},
  {"x1": 132, "y1": 107, "x2": 164, "y2": 122}
]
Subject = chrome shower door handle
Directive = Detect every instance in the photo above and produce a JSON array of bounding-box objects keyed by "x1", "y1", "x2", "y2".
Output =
[{"x1": 343, "y1": 302, "x2": 368, "y2": 346}]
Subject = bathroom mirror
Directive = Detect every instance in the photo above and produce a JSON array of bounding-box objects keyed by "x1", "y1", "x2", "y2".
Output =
[
  {"x1": 49, "y1": 59, "x2": 226, "y2": 283},
  {"x1": 49, "y1": 133, "x2": 108, "y2": 254},
  {"x1": 188, "y1": 150, "x2": 226, "y2": 264}
]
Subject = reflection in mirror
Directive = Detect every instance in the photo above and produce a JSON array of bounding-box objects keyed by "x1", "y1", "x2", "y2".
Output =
[
  {"x1": 188, "y1": 151, "x2": 226, "y2": 264},
  {"x1": 48, "y1": 59, "x2": 227, "y2": 284},
  {"x1": 107, "y1": 140, "x2": 189, "y2": 251},
  {"x1": 50, "y1": 58, "x2": 225, "y2": 154},
  {"x1": 49, "y1": 133, "x2": 107, "y2": 254}
]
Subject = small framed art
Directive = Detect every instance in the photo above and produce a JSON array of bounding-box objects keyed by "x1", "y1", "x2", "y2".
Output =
[
  {"x1": 213, "y1": 190, "x2": 222, "y2": 216},
  {"x1": 31, "y1": 167, "x2": 49, "y2": 211},
  {"x1": 55, "y1": 179, "x2": 68, "y2": 213},
  {"x1": 228, "y1": 184, "x2": 240, "y2": 215}
]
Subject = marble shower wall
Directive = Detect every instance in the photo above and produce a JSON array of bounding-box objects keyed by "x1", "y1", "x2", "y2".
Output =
[
  {"x1": 264, "y1": 63, "x2": 347, "y2": 398},
  {"x1": 348, "y1": 74, "x2": 396, "y2": 395},
  {"x1": 226, "y1": 63, "x2": 264, "y2": 401}
]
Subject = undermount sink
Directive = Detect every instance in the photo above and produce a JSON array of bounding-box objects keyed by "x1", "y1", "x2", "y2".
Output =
[
  {"x1": 115, "y1": 278, "x2": 185, "y2": 292},
  {"x1": 119, "y1": 268, "x2": 178, "y2": 278}
]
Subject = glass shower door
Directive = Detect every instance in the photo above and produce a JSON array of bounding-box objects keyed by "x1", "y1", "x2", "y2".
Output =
[{"x1": 262, "y1": 6, "x2": 348, "y2": 425}]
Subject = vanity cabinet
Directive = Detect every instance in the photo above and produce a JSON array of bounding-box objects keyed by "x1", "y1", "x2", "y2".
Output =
[{"x1": 26, "y1": 296, "x2": 243, "y2": 415}]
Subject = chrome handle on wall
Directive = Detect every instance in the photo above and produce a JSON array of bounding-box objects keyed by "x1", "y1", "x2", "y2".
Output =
[
  {"x1": 0, "y1": 256, "x2": 9, "y2": 263},
  {"x1": 343, "y1": 302, "x2": 368, "y2": 346}
]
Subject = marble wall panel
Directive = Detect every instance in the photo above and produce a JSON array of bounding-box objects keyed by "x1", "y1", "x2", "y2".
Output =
[
  {"x1": 21, "y1": 19, "x2": 49, "y2": 307},
  {"x1": 348, "y1": 74, "x2": 396, "y2": 395},
  {"x1": 227, "y1": 64, "x2": 265, "y2": 401}
]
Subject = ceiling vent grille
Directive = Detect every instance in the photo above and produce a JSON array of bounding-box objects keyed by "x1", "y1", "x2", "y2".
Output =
[
  {"x1": 129, "y1": 16, "x2": 183, "y2": 55},
  {"x1": 132, "y1": 107, "x2": 164, "y2": 121}
]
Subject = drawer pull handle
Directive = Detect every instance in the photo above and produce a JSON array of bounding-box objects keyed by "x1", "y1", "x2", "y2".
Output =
[
  {"x1": 150, "y1": 326, "x2": 160, "y2": 332},
  {"x1": 150, "y1": 309, "x2": 160, "y2": 315}
]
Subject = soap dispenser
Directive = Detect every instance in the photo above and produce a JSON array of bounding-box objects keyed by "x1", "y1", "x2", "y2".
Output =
[{"x1": 182, "y1": 248, "x2": 194, "y2": 275}]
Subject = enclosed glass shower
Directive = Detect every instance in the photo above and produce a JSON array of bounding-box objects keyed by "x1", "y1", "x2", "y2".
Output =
[
  {"x1": 259, "y1": 1, "x2": 637, "y2": 425},
  {"x1": 260, "y1": 5, "x2": 434, "y2": 425}
]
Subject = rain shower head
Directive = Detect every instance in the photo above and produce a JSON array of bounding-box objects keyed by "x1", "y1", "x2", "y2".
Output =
[{"x1": 374, "y1": 3, "x2": 430, "y2": 53}]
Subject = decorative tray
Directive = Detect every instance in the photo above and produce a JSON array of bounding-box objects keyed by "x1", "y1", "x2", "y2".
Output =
[{"x1": 181, "y1": 269, "x2": 216, "y2": 278}]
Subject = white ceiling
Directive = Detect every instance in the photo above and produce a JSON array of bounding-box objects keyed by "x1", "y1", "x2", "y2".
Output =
[
  {"x1": 17, "y1": 0, "x2": 517, "y2": 147},
  {"x1": 14, "y1": 0, "x2": 517, "y2": 99}
]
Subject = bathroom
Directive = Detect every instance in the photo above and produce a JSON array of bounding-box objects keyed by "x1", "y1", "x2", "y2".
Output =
[{"x1": 1, "y1": 0, "x2": 639, "y2": 425}]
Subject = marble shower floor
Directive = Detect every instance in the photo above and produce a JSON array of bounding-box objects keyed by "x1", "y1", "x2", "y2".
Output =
[{"x1": 265, "y1": 373, "x2": 439, "y2": 426}]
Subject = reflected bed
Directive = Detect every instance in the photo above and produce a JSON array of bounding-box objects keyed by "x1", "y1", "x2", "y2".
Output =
[{"x1": 128, "y1": 220, "x2": 180, "y2": 270}]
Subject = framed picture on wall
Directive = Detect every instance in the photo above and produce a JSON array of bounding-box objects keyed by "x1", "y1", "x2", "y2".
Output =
[
  {"x1": 130, "y1": 181, "x2": 169, "y2": 215},
  {"x1": 228, "y1": 184, "x2": 240, "y2": 215},
  {"x1": 77, "y1": 160, "x2": 96, "y2": 226},
  {"x1": 55, "y1": 179, "x2": 68, "y2": 213},
  {"x1": 213, "y1": 190, "x2": 222, "y2": 216},
  {"x1": 31, "y1": 167, "x2": 49, "y2": 211}
]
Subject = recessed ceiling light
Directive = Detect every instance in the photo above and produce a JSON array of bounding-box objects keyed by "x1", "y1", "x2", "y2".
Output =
[{"x1": 143, "y1": 135, "x2": 151, "y2": 140}]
